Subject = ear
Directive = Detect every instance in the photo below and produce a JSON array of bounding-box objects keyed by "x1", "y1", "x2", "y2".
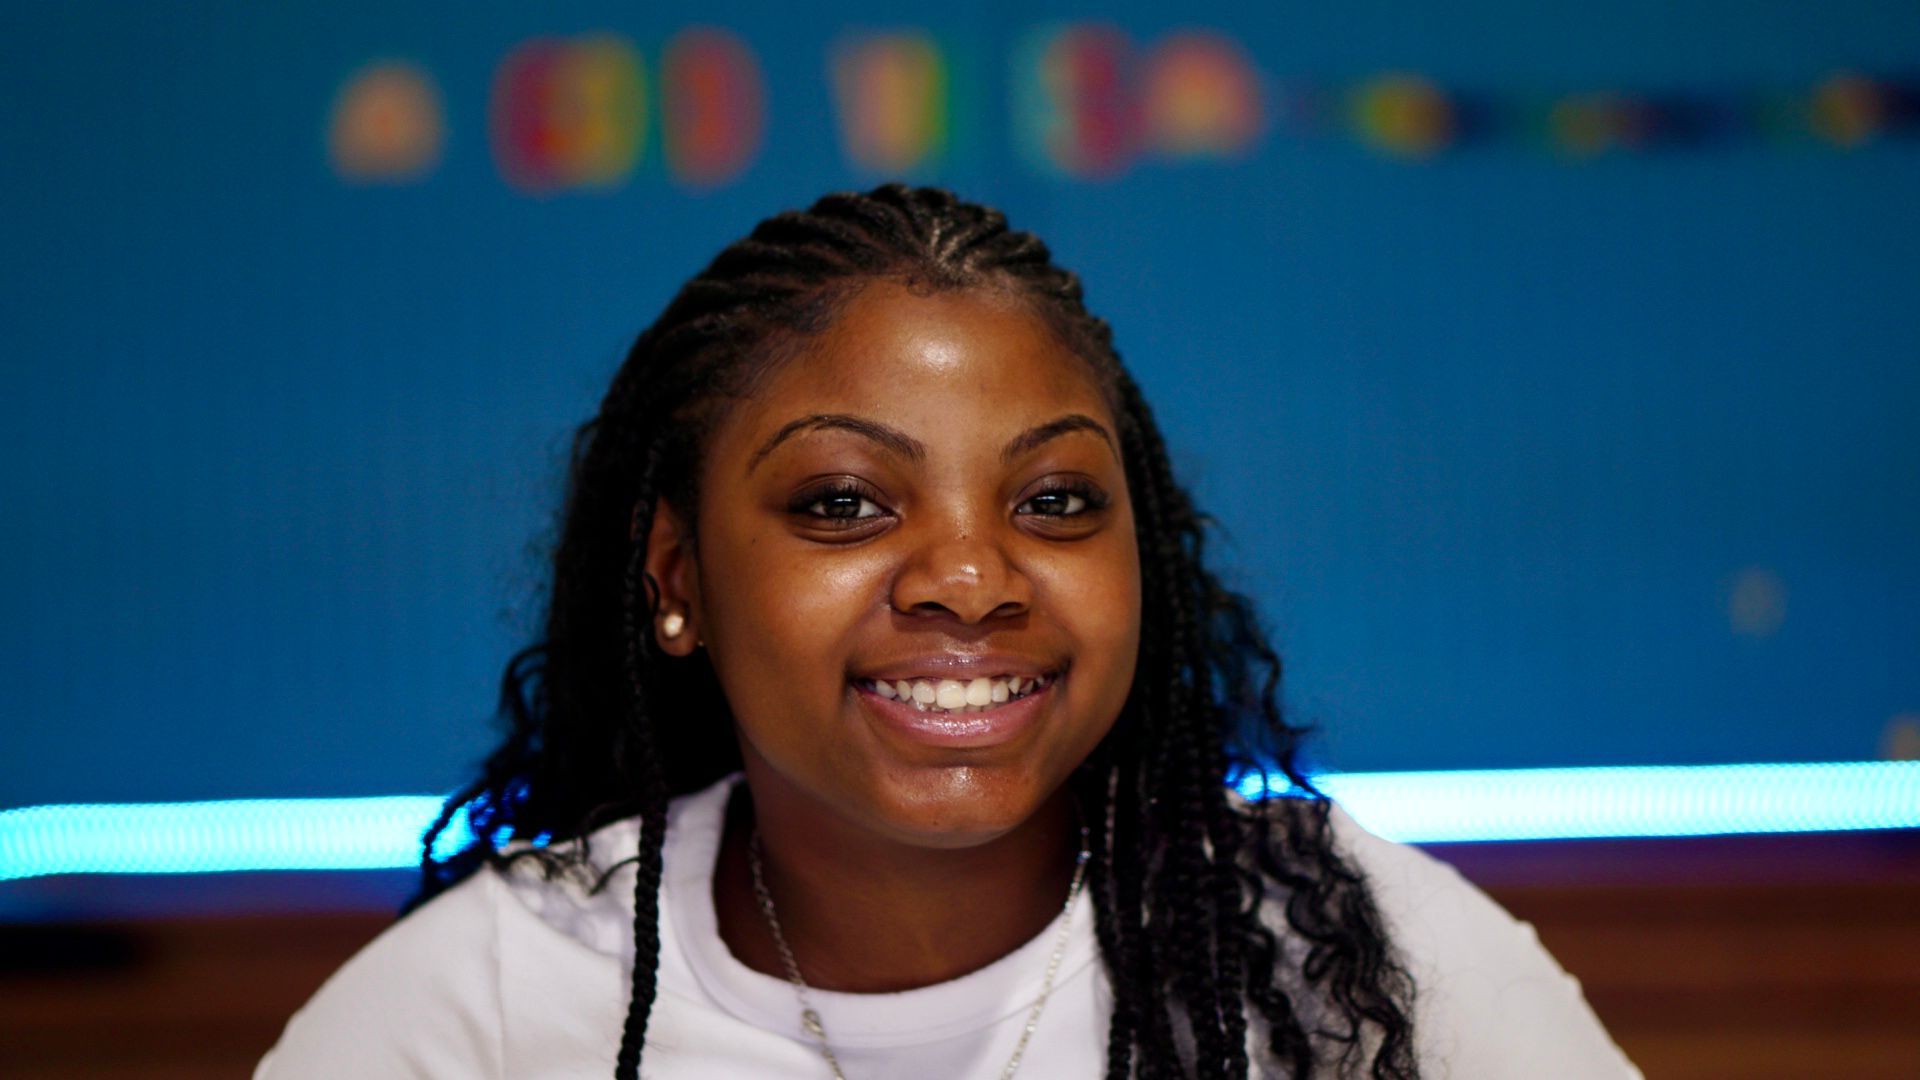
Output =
[{"x1": 638, "y1": 497, "x2": 703, "y2": 657}]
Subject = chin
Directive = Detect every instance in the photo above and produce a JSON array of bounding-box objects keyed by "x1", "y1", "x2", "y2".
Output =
[
  {"x1": 860, "y1": 760, "x2": 1064, "y2": 849},
  {"x1": 740, "y1": 730, "x2": 1085, "y2": 851}
]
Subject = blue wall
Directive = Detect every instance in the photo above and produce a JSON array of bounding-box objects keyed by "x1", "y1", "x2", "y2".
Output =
[{"x1": 3, "y1": 2, "x2": 1916, "y2": 807}]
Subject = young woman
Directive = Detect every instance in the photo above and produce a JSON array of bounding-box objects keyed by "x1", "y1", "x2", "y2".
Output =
[{"x1": 259, "y1": 185, "x2": 1639, "y2": 1078}]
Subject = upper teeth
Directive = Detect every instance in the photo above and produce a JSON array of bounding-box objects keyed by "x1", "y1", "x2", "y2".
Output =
[{"x1": 861, "y1": 674, "x2": 1053, "y2": 712}]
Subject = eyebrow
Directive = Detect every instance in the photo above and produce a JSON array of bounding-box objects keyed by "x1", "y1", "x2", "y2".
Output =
[
  {"x1": 997, "y1": 413, "x2": 1116, "y2": 464},
  {"x1": 746, "y1": 412, "x2": 1117, "y2": 473}
]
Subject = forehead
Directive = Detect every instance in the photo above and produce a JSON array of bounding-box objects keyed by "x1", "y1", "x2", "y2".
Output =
[{"x1": 719, "y1": 281, "x2": 1116, "y2": 451}]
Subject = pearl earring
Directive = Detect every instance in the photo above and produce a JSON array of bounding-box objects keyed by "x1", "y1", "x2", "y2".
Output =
[{"x1": 661, "y1": 611, "x2": 686, "y2": 639}]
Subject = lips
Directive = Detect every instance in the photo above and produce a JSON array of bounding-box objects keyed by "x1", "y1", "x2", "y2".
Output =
[{"x1": 853, "y1": 653, "x2": 1059, "y2": 684}]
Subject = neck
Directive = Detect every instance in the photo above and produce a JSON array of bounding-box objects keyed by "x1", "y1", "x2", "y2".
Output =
[{"x1": 712, "y1": 773, "x2": 1083, "y2": 993}]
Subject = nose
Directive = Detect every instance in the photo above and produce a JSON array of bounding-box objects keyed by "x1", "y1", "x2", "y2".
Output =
[{"x1": 890, "y1": 520, "x2": 1031, "y2": 625}]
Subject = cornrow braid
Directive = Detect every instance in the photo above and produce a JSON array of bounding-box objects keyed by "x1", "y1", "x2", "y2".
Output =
[
  {"x1": 411, "y1": 184, "x2": 1419, "y2": 1078},
  {"x1": 612, "y1": 443, "x2": 669, "y2": 1080}
]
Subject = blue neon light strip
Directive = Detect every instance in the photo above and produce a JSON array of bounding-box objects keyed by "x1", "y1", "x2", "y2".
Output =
[
  {"x1": 3, "y1": 761, "x2": 1917, "y2": 881},
  {"x1": 0, "y1": 797, "x2": 474, "y2": 881},
  {"x1": 1297, "y1": 761, "x2": 1920, "y2": 843}
]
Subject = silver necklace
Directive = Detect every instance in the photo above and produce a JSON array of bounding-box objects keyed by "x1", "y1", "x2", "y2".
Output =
[{"x1": 747, "y1": 825, "x2": 1092, "y2": 1080}]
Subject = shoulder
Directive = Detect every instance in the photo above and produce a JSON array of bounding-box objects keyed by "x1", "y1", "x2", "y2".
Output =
[
  {"x1": 254, "y1": 781, "x2": 736, "y2": 1079},
  {"x1": 254, "y1": 868, "x2": 507, "y2": 1079},
  {"x1": 1308, "y1": 799, "x2": 1644, "y2": 1079}
]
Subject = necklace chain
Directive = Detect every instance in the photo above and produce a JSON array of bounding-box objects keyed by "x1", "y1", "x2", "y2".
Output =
[{"x1": 747, "y1": 825, "x2": 1092, "y2": 1080}]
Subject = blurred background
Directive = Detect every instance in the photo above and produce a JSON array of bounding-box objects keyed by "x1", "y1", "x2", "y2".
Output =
[{"x1": 2, "y1": 1, "x2": 1917, "y2": 1076}]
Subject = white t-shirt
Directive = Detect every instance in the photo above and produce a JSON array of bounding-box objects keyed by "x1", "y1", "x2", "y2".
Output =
[{"x1": 257, "y1": 775, "x2": 1641, "y2": 1078}]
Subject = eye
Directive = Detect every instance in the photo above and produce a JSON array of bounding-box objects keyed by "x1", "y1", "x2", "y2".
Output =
[
  {"x1": 1017, "y1": 479, "x2": 1108, "y2": 518},
  {"x1": 789, "y1": 479, "x2": 890, "y2": 530},
  {"x1": 1023, "y1": 490, "x2": 1086, "y2": 516},
  {"x1": 810, "y1": 493, "x2": 884, "y2": 520}
]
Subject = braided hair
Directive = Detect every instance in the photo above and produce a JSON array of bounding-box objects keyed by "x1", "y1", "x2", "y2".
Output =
[{"x1": 411, "y1": 185, "x2": 1418, "y2": 1078}]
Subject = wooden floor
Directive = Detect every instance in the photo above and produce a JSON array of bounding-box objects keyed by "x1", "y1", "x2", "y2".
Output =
[{"x1": 3, "y1": 832, "x2": 1917, "y2": 1078}]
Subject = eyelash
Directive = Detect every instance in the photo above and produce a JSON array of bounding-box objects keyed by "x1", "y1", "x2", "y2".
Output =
[
  {"x1": 1017, "y1": 478, "x2": 1111, "y2": 519},
  {"x1": 789, "y1": 478, "x2": 1110, "y2": 530},
  {"x1": 791, "y1": 480, "x2": 889, "y2": 529}
]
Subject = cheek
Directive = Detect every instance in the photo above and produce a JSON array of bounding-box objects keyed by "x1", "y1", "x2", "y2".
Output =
[
  {"x1": 702, "y1": 535, "x2": 888, "y2": 701},
  {"x1": 1092, "y1": 540, "x2": 1145, "y2": 741},
  {"x1": 745, "y1": 551, "x2": 887, "y2": 657},
  {"x1": 1038, "y1": 527, "x2": 1143, "y2": 682},
  {"x1": 1103, "y1": 554, "x2": 1145, "y2": 688},
  {"x1": 708, "y1": 520, "x2": 858, "y2": 624}
]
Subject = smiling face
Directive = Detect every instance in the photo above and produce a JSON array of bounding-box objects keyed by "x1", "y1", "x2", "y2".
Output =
[{"x1": 650, "y1": 279, "x2": 1142, "y2": 849}]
